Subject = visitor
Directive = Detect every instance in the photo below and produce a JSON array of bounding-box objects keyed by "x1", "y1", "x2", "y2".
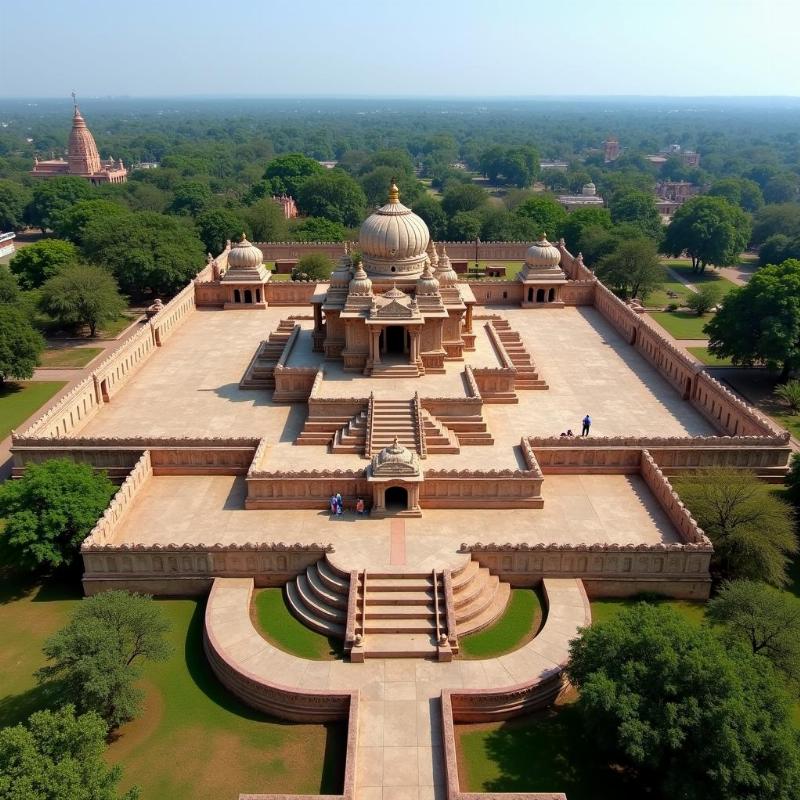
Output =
[
  {"x1": 329, "y1": 494, "x2": 337, "y2": 515},
  {"x1": 560, "y1": 431, "x2": 567, "y2": 437},
  {"x1": 581, "y1": 414, "x2": 592, "y2": 437},
  {"x1": 335, "y1": 492, "x2": 343, "y2": 515},
  {"x1": 566, "y1": 429, "x2": 574, "y2": 437},
  {"x1": 356, "y1": 498, "x2": 365, "y2": 516}
]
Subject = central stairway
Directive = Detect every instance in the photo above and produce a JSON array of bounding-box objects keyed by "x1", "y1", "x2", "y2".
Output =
[{"x1": 368, "y1": 398, "x2": 419, "y2": 456}]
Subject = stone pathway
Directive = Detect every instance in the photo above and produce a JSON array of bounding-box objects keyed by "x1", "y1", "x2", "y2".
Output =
[{"x1": 206, "y1": 576, "x2": 590, "y2": 800}]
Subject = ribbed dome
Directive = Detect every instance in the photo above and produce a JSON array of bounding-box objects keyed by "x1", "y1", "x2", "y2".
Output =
[
  {"x1": 68, "y1": 106, "x2": 101, "y2": 175},
  {"x1": 228, "y1": 235, "x2": 264, "y2": 269},
  {"x1": 359, "y1": 182, "x2": 430, "y2": 279},
  {"x1": 436, "y1": 244, "x2": 459, "y2": 286},
  {"x1": 374, "y1": 437, "x2": 417, "y2": 469},
  {"x1": 525, "y1": 235, "x2": 561, "y2": 268},
  {"x1": 415, "y1": 259, "x2": 440, "y2": 296},
  {"x1": 330, "y1": 248, "x2": 353, "y2": 288},
  {"x1": 348, "y1": 262, "x2": 373, "y2": 296}
]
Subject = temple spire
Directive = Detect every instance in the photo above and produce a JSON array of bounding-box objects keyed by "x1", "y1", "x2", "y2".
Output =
[{"x1": 71, "y1": 91, "x2": 79, "y2": 115}]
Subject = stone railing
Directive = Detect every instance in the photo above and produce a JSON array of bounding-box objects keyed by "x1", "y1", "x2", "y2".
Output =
[
  {"x1": 81, "y1": 450, "x2": 153, "y2": 549},
  {"x1": 561, "y1": 279, "x2": 596, "y2": 306},
  {"x1": 82, "y1": 542, "x2": 333, "y2": 596},
  {"x1": 150, "y1": 280, "x2": 196, "y2": 345},
  {"x1": 484, "y1": 321, "x2": 514, "y2": 370},
  {"x1": 421, "y1": 468, "x2": 543, "y2": 508},
  {"x1": 640, "y1": 450, "x2": 709, "y2": 546},
  {"x1": 413, "y1": 391, "x2": 427, "y2": 459},
  {"x1": 245, "y1": 470, "x2": 369, "y2": 510}
]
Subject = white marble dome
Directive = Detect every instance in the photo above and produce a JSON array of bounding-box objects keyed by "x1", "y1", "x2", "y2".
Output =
[
  {"x1": 227, "y1": 235, "x2": 264, "y2": 270},
  {"x1": 359, "y1": 183, "x2": 430, "y2": 279},
  {"x1": 525, "y1": 235, "x2": 561, "y2": 268}
]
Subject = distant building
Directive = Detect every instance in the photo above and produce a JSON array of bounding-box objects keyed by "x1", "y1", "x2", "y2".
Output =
[
  {"x1": 132, "y1": 161, "x2": 160, "y2": 170},
  {"x1": 646, "y1": 145, "x2": 700, "y2": 169},
  {"x1": 540, "y1": 160, "x2": 569, "y2": 171},
  {"x1": 318, "y1": 161, "x2": 338, "y2": 170},
  {"x1": 31, "y1": 95, "x2": 127, "y2": 185},
  {"x1": 603, "y1": 137, "x2": 620, "y2": 163},
  {"x1": 656, "y1": 180, "x2": 698, "y2": 202},
  {"x1": 0, "y1": 231, "x2": 15, "y2": 259},
  {"x1": 273, "y1": 195, "x2": 298, "y2": 219},
  {"x1": 558, "y1": 182, "x2": 605, "y2": 211}
]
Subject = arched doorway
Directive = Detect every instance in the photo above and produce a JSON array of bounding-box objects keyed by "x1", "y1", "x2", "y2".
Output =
[
  {"x1": 536, "y1": 288, "x2": 545, "y2": 302},
  {"x1": 244, "y1": 289, "x2": 253, "y2": 303},
  {"x1": 385, "y1": 326, "x2": 406, "y2": 355},
  {"x1": 385, "y1": 486, "x2": 408, "y2": 510},
  {"x1": 527, "y1": 287, "x2": 533, "y2": 303}
]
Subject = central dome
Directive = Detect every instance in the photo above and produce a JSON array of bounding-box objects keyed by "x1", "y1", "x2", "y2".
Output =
[{"x1": 359, "y1": 182, "x2": 430, "y2": 280}]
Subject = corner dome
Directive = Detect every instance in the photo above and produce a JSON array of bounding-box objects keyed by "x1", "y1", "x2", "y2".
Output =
[
  {"x1": 348, "y1": 262, "x2": 373, "y2": 296},
  {"x1": 330, "y1": 247, "x2": 353, "y2": 288},
  {"x1": 525, "y1": 235, "x2": 561, "y2": 268},
  {"x1": 415, "y1": 259, "x2": 440, "y2": 296},
  {"x1": 436, "y1": 244, "x2": 458, "y2": 286},
  {"x1": 227, "y1": 235, "x2": 264, "y2": 270},
  {"x1": 359, "y1": 182, "x2": 430, "y2": 280}
]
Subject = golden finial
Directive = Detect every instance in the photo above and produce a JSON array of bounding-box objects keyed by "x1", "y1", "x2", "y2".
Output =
[
  {"x1": 539, "y1": 232, "x2": 547, "y2": 241},
  {"x1": 240, "y1": 232, "x2": 248, "y2": 242},
  {"x1": 388, "y1": 178, "x2": 400, "y2": 204}
]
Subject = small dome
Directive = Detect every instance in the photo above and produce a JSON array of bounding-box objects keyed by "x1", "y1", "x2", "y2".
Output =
[
  {"x1": 330, "y1": 247, "x2": 353, "y2": 288},
  {"x1": 581, "y1": 182, "x2": 597, "y2": 197},
  {"x1": 359, "y1": 182, "x2": 430, "y2": 278},
  {"x1": 436, "y1": 244, "x2": 458, "y2": 286},
  {"x1": 228, "y1": 235, "x2": 263, "y2": 269},
  {"x1": 373, "y1": 436, "x2": 418, "y2": 473},
  {"x1": 415, "y1": 259, "x2": 440, "y2": 296},
  {"x1": 348, "y1": 262, "x2": 373, "y2": 296},
  {"x1": 525, "y1": 234, "x2": 561, "y2": 268}
]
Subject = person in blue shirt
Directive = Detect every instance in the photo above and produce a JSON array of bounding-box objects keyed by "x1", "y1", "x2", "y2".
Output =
[{"x1": 581, "y1": 414, "x2": 591, "y2": 436}]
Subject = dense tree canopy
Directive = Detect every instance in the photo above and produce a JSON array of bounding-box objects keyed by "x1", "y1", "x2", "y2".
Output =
[
  {"x1": 9, "y1": 238, "x2": 79, "y2": 289},
  {"x1": 263, "y1": 153, "x2": 325, "y2": 198},
  {"x1": 26, "y1": 177, "x2": 94, "y2": 230},
  {"x1": 40, "y1": 265, "x2": 126, "y2": 337},
  {"x1": 478, "y1": 145, "x2": 540, "y2": 188},
  {"x1": 195, "y1": 207, "x2": 250, "y2": 255},
  {"x1": 0, "y1": 459, "x2": 116, "y2": 571},
  {"x1": 708, "y1": 177, "x2": 764, "y2": 211},
  {"x1": 441, "y1": 183, "x2": 488, "y2": 217},
  {"x1": 296, "y1": 170, "x2": 366, "y2": 226},
  {"x1": 291, "y1": 217, "x2": 348, "y2": 242},
  {"x1": 242, "y1": 197, "x2": 288, "y2": 242},
  {"x1": 662, "y1": 195, "x2": 751, "y2": 272},
  {"x1": 514, "y1": 196, "x2": 567, "y2": 239},
  {"x1": 751, "y1": 203, "x2": 800, "y2": 246},
  {"x1": 0, "y1": 705, "x2": 139, "y2": 800},
  {"x1": 560, "y1": 207, "x2": 613, "y2": 254},
  {"x1": 0, "y1": 305, "x2": 45, "y2": 386},
  {"x1": 608, "y1": 188, "x2": 663, "y2": 240},
  {"x1": 0, "y1": 178, "x2": 31, "y2": 231},
  {"x1": 82, "y1": 211, "x2": 206, "y2": 297},
  {"x1": 672, "y1": 468, "x2": 797, "y2": 585},
  {"x1": 293, "y1": 253, "x2": 334, "y2": 281},
  {"x1": 52, "y1": 199, "x2": 129, "y2": 246},
  {"x1": 567, "y1": 603, "x2": 800, "y2": 800},
  {"x1": 410, "y1": 195, "x2": 448, "y2": 240},
  {"x1": 168, "y1": 180, "x2": 212, "y2": 217},
  {"x1": 706, "y1": 259, "x2": 800, "y2": 378},
  {"x1": 38, "y1": 591, "x2": 171, "y2": 729}
]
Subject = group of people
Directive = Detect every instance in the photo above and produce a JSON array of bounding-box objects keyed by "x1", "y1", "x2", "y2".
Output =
[
  {"x1": 329, "y1": 493, "x2": 367, "y2": 516},
  {"x1": 560, "y1": 414, "x2": 592, "y2": 438}
]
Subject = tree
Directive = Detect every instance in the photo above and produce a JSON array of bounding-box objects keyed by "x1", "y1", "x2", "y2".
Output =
[
  {"x1": 263, "y1": 153, "x2": 325, "y2": 198},
  {"x1": 292, "y1": 253, "x2": 334, "y2": 281},
  {"x1": 708, "y1": 177, "x2": 764, "y2": 212},
  {"x1": 296, "y1": 170, "x2": 366, "y2": 226},
  {"x1": 786, "y1": 452, "x2": 800, "y2": 506},
  {"x1": 0, "y1": 178, "x2": 31, "y2": 231},
  {"x1": 195, "y1": 207, "x2": 250, "y2": 255},
  {"x1": 764, "y1": 174, "x2": 799, "y2": 204},
  {"x1": 672, "y1": 468, "x2": 797, "y2": 586},
  {"x1": 514, "y1": 196, "x2": 567, "y2": 240},
  {"x1": 9, "y1": 238, "x2": 79, "y2": 289},
  {"x1": 26, "y1": 177, "x2": 93, "y2": 230},
  {"x1": 0, "y1": 268, "x2": 20, "y2": 304},
  {"x1": 752, "y1": 203, "x2": 800, "y2": 246},
  {"x1": 708, "y1": 580, "x2": 800, "y2": 691},
  {"x1": 0, "y1": 459, "x2": 116, "y2": 571},
  {"x1": 596, "y1": 237, "x2": 663, "y2": 300},
  {"x1": 410, "y1": 195, "x2": 448, "y2": 240},
  {"x1": 775, "y1": 379, "x2": 800, "y2": 413},
  {"x1": 759, "y1": 233, "x2": 800, "y2": 267},
  {"x1": 608, "y1": 189, "x2": 663, "y2": 240},
  {"x1": 168, "y1": 180, "x2": 212, "y2": 217},
  {"x1": 290, "y1": 217, "x2": 348, "y2": 242},
  {"x1": 568, "y1": 604, "x2": 800, "y2": 800},
  {"x1": 448, "y1": 210, "x2": 483, "y2": 241},
  {"x1": 560, "y1": 207, "x2": 613, "y2": 253},
  {"x1": 359, "y1": 166, "x2": 422, "y2": 208},
  {"x1": 441, "y1": 183, "x2": 488, "y2": 217},
  {"x1": 0, "y1": 705, "x2": 139, "y2": 800},
  {"x1": 706, "y1": 259, "x2": 800, "y2": 378},
  {"x1": 0, "y1": 305, "x2": 45, "y2": 386},
  {"x1": 82, "y1": 211, "x2": 206, "y2": 298},
  {"x1": 685, "y1": 284, "x2": 721, "y2": 315},
  {"x1": 52, "y1": 199, "x2": 129, "y2": 246},
  {"x1": 662, "y1": 195, "x2": 751, "y2": 273},
  {"x1": 40, "y1": 265, "x2": 126, "y2": 337},
  {"x1": 37, "y1": 591, "x2": 171, "y2": 729},
  {"x1": 243, "y1": 197, "x2": 288, "y2": 242}
]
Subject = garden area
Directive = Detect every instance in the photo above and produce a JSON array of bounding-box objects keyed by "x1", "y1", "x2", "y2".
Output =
[
  {"x1": 0, "y1": 380, "x2": 66, "y2": 439},
  {"x1": 458, "y1": 588, "x2": 542, "y2": 658}
]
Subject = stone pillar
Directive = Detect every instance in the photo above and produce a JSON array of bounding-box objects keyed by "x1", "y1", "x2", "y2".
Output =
[
  {"x1": 465, "y1": 305, "x2": 473, "y2": 334},
  {"x1": 372, "y1": 330, "x2": 381, "y2": 365},
  {"x1": 313, "y1": 304, "x2": 322, "y2": 332},
  {"x1": 410, "y1": 330, "x2": 420, "y2": 363}
]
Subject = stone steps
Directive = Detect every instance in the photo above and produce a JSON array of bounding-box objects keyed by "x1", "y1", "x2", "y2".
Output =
[
  {"x1": 284, "y1": 557, "x2": 349, "y2": 639},
  {"x1": 368, "y1": 399, "x2": 421, "y2": 456},
  {"x1": 451, "y1": 559, "x2": 512, "y2": 637},
  {"x1": 421, "y1": 410, "x2": 460, "y2": 454},
  {"x1": 359, "y1": 633, "x2": 437, "y2": 658},
  {"x1": 370, "y1": 363, "x2": 421, "y2": 378}
]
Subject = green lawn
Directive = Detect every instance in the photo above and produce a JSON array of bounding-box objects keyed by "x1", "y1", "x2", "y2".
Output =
[
  {"x1": 253, "y1": 588, "x2": 343, "y2": 660},
  {"x1": 686, "y1": 347, "x2": 734, "y2": 367},
  {"x1": 648, "y1": 260, "x2": 739, "y2": 310},
  {"x1": 0, "y1": 381, "x2": 66, "y2": 439},
  {"x1": 0, "y1": 574, "x2": 345, "y2": 800},
  {"x1": 648, "y1": 310, "x2": 713, "y2": 339},
  {"x1": 40, "y1": 347, "x2": 103, "y2": 368},
  {"x1": 590, "y1": 596, "x2": 707, "y2": 627},
  {"x1": 459, "y1": 589, "x2": 542, "y2": 658},
  {"x1": 98, "y1": 312, "x2": 140, "y2": 338}
]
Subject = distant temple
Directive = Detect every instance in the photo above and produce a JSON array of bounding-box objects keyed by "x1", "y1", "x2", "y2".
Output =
[
  {"x1": 31, "y1": 94, "x2": 127, "y2": 185},
  {"x1": 272, "y1": 194, "x2": 298, "y2": 219}
]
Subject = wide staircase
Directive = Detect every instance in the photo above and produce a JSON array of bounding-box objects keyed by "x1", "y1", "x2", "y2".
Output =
[
  {"x1": 284, "y1": 558, "x2": 351, "y2": 639},
  {"x1": 369, "y1": 359, "x2": 422, "y2": 379},
  {"x1": 240, "y1": 320, "x2": 297, "y2": 389},
  {"x1": 490, "y1": 319, "x2": 547, "y2": 390},
  {"x1": 420, "y1": 409, "x2": 460, "y2": 455},
  {"x1": 368, "y1": 398, "x2": 419, "y2": 456}
]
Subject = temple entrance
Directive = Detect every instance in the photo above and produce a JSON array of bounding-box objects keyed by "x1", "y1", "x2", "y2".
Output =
[
  {"x1": 385, "y1": 326, "x2": 406, "y2": 355},
  {"x1": 385, "y1": 486, "x2": 408, "y2": 510}
]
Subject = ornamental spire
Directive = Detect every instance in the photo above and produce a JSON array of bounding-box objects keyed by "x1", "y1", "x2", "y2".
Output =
[{"x1": 388, "y1": 178, "x2": 400, "y2": 204}]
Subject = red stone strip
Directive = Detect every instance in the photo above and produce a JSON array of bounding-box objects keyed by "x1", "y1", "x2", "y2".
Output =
[{"x1": 390, "y1": 518, "x2": 406, "y2": 565}]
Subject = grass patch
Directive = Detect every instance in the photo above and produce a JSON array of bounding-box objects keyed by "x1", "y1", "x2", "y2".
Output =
[
  {"x1": 666, "y1": 262, "x2": 739, "y2": 297},
  {"x1": 590, "y1": 596, "x2": 706, "y2": 627},
  {"x1": 457, "y1": 704, "x2": 639, "y2": 799},
  {"x1": 252, "y1": 588, "x2": 343, "y2": 660},
  {"x1": 0, "y1": 573, "x2": 345, "y2": 799},
  {"x1": 686, "y1": 346, "x2": 733, "y2": 367},
  {"x1": 40, "y1": 347, "x2": 103, "y2": 368},
  {"x1": 0, "y1": 381, "x2": 66, "y2": 439},
  {"x1": 648, "y1": 310, "x2": 712, "y2": 339},
  {"x1": 459, "y1": 589, "x2": 542, "y2": 658},
  {"x1": 98, "y1": 312, "x2": 139, "y2": 338}
]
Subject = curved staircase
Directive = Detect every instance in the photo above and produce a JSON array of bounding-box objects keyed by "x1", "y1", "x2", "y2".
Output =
[
  {"x1": 284, "y1": 557, "x2": 350, "y2": 639},
  {"x1": 451, "y1": 559, "x2": 511, "y2": 636}
]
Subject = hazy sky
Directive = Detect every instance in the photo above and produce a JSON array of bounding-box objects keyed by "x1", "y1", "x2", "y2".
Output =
[{"x1": 2, "y1": 0, "x2": 799, "y2": 97}]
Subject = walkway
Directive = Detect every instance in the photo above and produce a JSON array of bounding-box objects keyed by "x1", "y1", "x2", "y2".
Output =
[{"x1": 205, "y1": 576, "x2": 590, "y2": 800}]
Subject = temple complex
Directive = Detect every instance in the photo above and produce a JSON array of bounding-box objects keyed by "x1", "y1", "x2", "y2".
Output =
[
  {"x1": 31, "y1": 95, "x2": 127, "y2": 184},
  {"x1": 9, "y1": 179, "x2": 792, "y2": 799}
]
